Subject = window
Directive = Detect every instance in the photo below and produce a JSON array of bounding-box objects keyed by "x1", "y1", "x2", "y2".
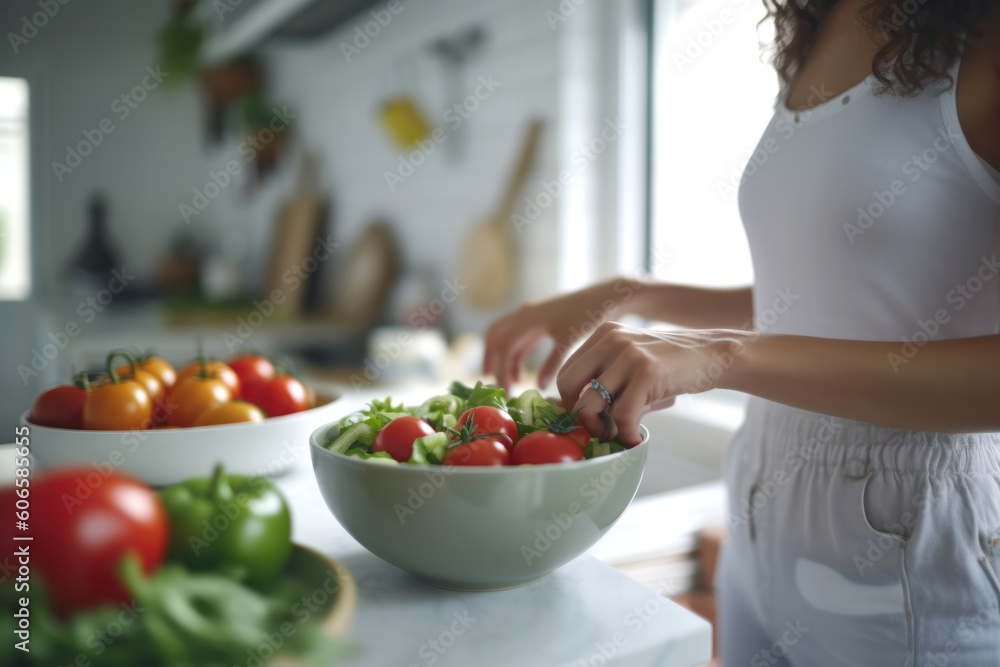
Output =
[
  {"x1": 649, "y1": 0, "x2": 777, "y2": 286},
  {"x1": 0, "y1": 77, "x2": 30, "y2": 300}
]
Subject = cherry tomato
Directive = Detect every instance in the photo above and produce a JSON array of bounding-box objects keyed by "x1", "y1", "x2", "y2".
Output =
[
  {"x1": 83, "y1": 352, "x2": 152, "y2": 430},
  {"x1": 226, "y1": 355, "x2": 275, "y2": 404},
  {"x1": 166, "y1": 376, "x2": 231, "y2": 427},
  {"x1": 442, "y1": 438, "x2": 511, "y2": 466},
  {"x1": 176, "y1": 360, "x2": 241, "y2": 398},
  {"x1": 113, "y1": 367, "x2": 165, "y2": 405},
  {"x1": 455, "y1": 406, "x2": 519, "y2": 451},
  {"x1": 255, "y1": 375, "x2": 310, "y2": 417},
  {"x1": 373, "y1": 416, "x2": 436, "y2": 462},
  {"x1": 29, "y1": 381, "x2": 89, "y2": 429},
  {"x1": 194, "y1": 400, "x2": 265, "y2": 426},
  {"x1": 0, "y1": 469, "x2": 168, "y2": 616},
  {"x1": 564, "y1": 417, "x2": 591, "y2": 448},
  {"x1": 117, "y1": 354, "x2": 176, "y2": 393},
  {"x1": 511, "y1": 431, "x2": 584, "y2": 465}
]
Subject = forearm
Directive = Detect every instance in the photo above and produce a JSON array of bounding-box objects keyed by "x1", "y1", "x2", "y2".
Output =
[
  {"x1": 614, "y1": 277, "x2": 754, "y2": 329},
  {"x1": 725, "y1": 332, "x2": 1000, "y2": 432}
]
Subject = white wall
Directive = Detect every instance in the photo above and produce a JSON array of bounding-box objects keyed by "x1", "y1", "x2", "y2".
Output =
[
  {"x1": 0, "y1": 0, "x2": 644, "y2": 429},
  {"x1": 262, "y1": 0, "x2": 565, "y2": 332}
]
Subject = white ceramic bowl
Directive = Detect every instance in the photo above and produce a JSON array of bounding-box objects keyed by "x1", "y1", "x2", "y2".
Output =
[
  {"x1": 22, "y1": 393, "x2": 341, "y2": 486},
  {"x1": 310, "y1": 421, "x2": 649, "y2": 591}
]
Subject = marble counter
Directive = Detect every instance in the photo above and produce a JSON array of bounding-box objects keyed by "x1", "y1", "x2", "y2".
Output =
[{"x1": 276, "y1": 460, "x2": 712, "y2": 667}]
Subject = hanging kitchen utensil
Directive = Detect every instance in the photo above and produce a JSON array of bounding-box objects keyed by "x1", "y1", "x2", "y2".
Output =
[
  {"x1": 262, "y1": 153, "x2": 327, "y2": 321},
  {"x1": 458, "y1": 119, "x2": 544, "y2": 309},
  {"x1": 378, "y1": 54, "x2": 432, "y2": 150},
  {"x1": 430, "y1": 25, "x2": 486, "y2": 160},
  {"x1": 330, "y1": 222, "x2": 400, "y2": 328}
]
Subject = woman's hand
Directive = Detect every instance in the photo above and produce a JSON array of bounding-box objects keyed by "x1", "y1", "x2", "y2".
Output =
[
  {"x1": 483, "y1": 281, "x2": 754, "y2": 392},
  {"x1": 558, "y1": 322, "x2": 748, "y2": 445},
  {"x1": 484, "y1": 280, "x2": 638, "y2": 392}
]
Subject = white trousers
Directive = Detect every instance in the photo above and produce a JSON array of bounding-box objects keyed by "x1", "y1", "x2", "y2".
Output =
[{"x1": 718, "y1": 398, "x2": 1000, "y2": 666}]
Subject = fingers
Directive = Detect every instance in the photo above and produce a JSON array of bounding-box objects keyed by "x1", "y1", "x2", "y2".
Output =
[
  {"x1": 610, "y1": 378, "x2": 650, "y2": 447},
  {"x1": 569, "y1": 364, "x2": 630, "y2": 441},
  {"x1": 490, "y1": 327, "x2": 546, "y2": 394},
  {"x1": 556, "y1": 324, "x2": 621, "y2": 409}
]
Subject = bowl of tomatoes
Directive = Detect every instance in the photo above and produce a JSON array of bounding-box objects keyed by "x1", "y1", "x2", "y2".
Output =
[
  {"x1": 23, "y1": 350, "x2": 341, "y2": 486},
  {"x1": 309, "y1": 382, "x2": 648, "y2": 591}
]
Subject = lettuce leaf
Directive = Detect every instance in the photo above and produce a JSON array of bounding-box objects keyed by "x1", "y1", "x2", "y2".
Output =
[
  {"x1": 414, "y1": 394, "x2": 464, "y2": 431},
  {"x1": 344, "y1": 448, "x2": 397, "y2": 464},
  {"x1": 326, "y1": 416, "x2": 382, "y2": 455},
  {"x1": 448, "y1": 381, "x2": 507, "y2": 411},
  {"x1": 407, "y1": 432, "x2": 452, "y2": 465}
]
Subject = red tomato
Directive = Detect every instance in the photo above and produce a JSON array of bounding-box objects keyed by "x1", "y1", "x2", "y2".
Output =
[
  {"x1": 442, "y1": 438, "x2": 511, "y2": 466},
  {"x1": 29, "y1": 384, "x2": 89, "y2": 429},
  {"x1": 456, "y1": 406, "x2": 519, "y2": 451},
  {"x1": 1, "y1": 469, "x2": 168, "y2": 616},
  {"x1": 373, "y1": 416, "x2": 436, "y2": 462},
  {"x1": 255, "y1": 375, "x2": 309, "y2": 417},
  {"x1": 176, "y1": 360, "x2": 241, "y2": 399},
  {"x1": 564, "y1": 418, "x2": 591, "y2": 448},
  {"x1": 511, "y1": 431, "x2": 584, "y2": 465},
  {"x1": 226, "y1": 355, "x2": 275, "y2": 404}
]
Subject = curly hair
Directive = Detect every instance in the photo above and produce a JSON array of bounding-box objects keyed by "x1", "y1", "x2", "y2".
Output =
[{"x1": 762, "y1": 0, "x2": 994, "y2": 96}]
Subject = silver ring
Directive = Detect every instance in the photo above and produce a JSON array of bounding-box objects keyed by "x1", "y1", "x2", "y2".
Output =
[{"x1": 589, "y1": 378, "x2": 614, "y2": 405}]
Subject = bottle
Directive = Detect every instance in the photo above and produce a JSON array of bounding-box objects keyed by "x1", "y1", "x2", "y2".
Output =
[{"x1": 66, "y1": 192, "x2": 121, "y2": 295}]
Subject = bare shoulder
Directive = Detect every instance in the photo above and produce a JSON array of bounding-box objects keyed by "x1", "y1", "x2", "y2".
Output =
[
  {"x1": 955, "y1": 3, "x2": 1000, "y2": 171},
  {"x1": 969, "y1": 2, "x2": 1000, "y2": 67}
]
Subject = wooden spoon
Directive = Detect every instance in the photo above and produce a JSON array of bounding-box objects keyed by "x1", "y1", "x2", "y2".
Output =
[{"x1": 458, "y1": 119, "x2": 544, "y2": 309}]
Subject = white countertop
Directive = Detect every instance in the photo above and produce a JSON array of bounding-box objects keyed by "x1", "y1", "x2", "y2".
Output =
[{"x1": 275, "y1": 460, "x2": 713, "y2": 667}]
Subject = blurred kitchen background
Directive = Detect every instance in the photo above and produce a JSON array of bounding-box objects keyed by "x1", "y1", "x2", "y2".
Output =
[
  {"x1": 0, "y1": 0, "x2": 785, "y2": 650},
  {"x1": 0, "y1": 0, "x2": 782, "y2": 422}
]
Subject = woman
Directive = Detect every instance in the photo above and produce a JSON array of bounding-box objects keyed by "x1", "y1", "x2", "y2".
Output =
[{"x1": 485, "y1": 0, "x2": 1000, "y2": 664}]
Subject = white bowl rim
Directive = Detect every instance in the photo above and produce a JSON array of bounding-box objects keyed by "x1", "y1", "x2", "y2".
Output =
[
  {"x1": 19, "y1": 391, "x2": 340, "y2": 435},
  {"x1": 309, "y1": 421, "x2": 649, "y2": 475}
]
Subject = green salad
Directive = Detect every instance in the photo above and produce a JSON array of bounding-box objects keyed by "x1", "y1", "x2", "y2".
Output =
[{"x1": 324, "y1": 381, "x2": 628, "y2": 467}]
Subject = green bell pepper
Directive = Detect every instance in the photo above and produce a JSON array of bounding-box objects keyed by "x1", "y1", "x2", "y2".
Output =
[{"x1": 159, "y1": 464, "x2": 292, "y2": 585}]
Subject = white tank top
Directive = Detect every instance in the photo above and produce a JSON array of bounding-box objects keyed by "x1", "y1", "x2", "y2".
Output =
[{"x1": 739, "y1": 57, "x2": 1000, "y2": 342}]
